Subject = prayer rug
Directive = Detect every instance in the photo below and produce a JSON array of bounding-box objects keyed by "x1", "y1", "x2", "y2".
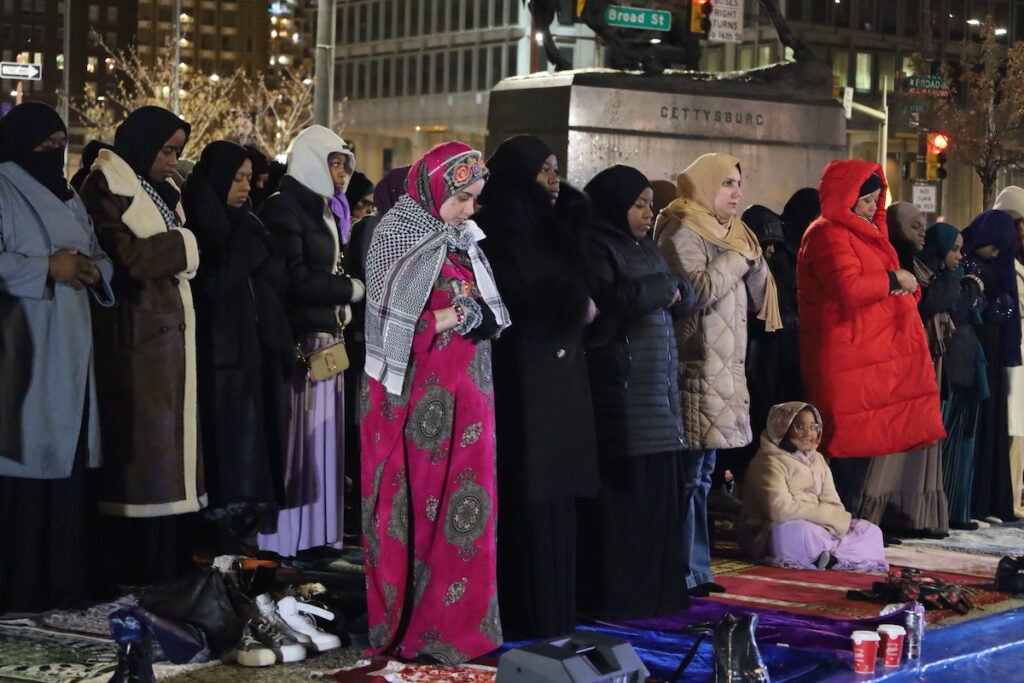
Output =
[
  {"x1": 0, "y1": 623, "x2": 119, "y2": 682},
  {"x1": 884, "y1": 544, "x2": 1001, "y2": 578},
  {"x1": 895, "y1": 520, "x2": 1024, "y2": 556},
  {"x1": 705, "y1": 565, "x2": 1007, "y2": 622}
]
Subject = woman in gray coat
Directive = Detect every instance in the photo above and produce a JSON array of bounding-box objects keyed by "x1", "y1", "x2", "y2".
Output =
[
  {"x1": 0, "y1": 102, "x2": 114, "y2": 611},
  {"x1": 654, "y1": 153, "x2": 780, "y2": 596}
]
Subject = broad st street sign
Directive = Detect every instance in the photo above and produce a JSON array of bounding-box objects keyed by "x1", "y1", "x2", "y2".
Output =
[
  {"x1": 605, "y1": 5, "x2": 671, "y2": 31},
  {"x1": 0, "y1": 62, "x2": 42, "y2": 80}
]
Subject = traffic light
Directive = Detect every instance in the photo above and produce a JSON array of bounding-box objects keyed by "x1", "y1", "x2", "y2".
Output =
[
  {"x1": 690, "y1": 0, "x2": 713, "y2": 35},
  {"x1": 926, "y1": 132, "x2": 950, "y2": 181}
]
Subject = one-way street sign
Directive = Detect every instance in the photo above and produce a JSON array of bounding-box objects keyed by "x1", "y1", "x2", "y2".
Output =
[{"x1": 0, "y1": 62, "x2": 42, "y2": 80}]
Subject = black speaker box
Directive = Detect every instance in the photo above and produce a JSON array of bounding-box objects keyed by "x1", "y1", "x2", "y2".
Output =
[{"x1": 496, "y1": 630, "x2": 649, "y2": 683}]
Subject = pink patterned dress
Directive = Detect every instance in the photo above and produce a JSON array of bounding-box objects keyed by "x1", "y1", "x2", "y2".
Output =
[{"x1": 360, "y1": 252, "x2": 502, "y2": 664}]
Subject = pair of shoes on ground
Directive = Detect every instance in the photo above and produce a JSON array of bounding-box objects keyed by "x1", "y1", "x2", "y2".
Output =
[
  {"x1": 230, "y1": 594, "x2": 342, "y2": 667},
  {"x1": 815, "y1": 551, "x2": 840, "y2": 570},
  {"x1": 689, "y1": 581, "x2": 727, "y2": 598}
]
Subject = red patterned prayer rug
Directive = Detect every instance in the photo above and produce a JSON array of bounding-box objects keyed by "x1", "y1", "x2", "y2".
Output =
[{"x1": 707, "y1": 565, "x2": 1008, "y2": 623}]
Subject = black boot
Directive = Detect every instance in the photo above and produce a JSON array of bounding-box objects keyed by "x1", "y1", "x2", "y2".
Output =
[
  {"x1": 108, "y1": 633, "x2": 155, "y2": 683},
  {"x1": 712, "y1": 613, "x2": 770, "y2": 682}
]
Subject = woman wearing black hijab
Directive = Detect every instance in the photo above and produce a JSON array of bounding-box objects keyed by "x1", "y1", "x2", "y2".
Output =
[
  {"x1": 80, "y1": 105, "x2": 205, "y2": 585},
  {"x1": 70, "y1": 139, "x2": 113, "y2": 192},
  {"x1": 576, "y1": 165, "x2": 693, "y2": 619},
  {"x1": 182, "y1": 141, "x2": 293, "y2": 549},
  {"x1": 0, "y1": 102, "x2": 114, "y2": 611},
  {"x1": 474, "y1": 135, "x2": 599, "y2": 638}
]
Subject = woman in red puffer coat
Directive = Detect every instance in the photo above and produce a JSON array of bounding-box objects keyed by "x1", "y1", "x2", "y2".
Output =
[{"x1": 797, "y1": 159, "x2": 945, "y2": 512}]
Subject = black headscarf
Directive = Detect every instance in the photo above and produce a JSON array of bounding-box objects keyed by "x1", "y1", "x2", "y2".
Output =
[
  {"x1": 0, "y1": 102, "x2": 73, "y2": 200},
  {"x1": 114, "y1": 105, "x2": 190, "y2": 208},
  {"x1": 70, "y1": 139, "x2": 113, "y2": 191},
  {"x1": 482, "y1": 134, "x2": 553, "y2": 194},
  {"x1": 743, "y1": 204, "x2": 786, "y2": 246},
  {"x1": 344, "y1": 170, "x2": 375, "y2": 207},
  {"x1": 781, "y1": 187, "x2": 820, "y2": 245},
  {"x1": 584, "y1": 164, "x2": 651, "y2": 236},
  {"x1": 190, "y1": 140, "x2": 250, "y2": 209},
  {"x1": 244, "y1": 144, "x2": 270, "y2": 177}
]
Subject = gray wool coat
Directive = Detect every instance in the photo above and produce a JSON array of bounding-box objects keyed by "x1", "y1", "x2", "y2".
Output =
[{"x1": 0, "y1": 161, "x2": 114, "y2": 478}]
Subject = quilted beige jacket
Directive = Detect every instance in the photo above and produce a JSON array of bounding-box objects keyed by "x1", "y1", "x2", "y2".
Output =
[{"x1": 654, "y1": 210, "x2": 768, "y2": 449}]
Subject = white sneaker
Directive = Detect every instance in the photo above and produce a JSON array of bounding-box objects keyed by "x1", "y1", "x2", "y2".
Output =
[
  {"x1": 254, "y1": 593, "x2": 313, "y2": 650},
  {"x1": 276, "y1": 596, "x2": 342, "y2": 652}
]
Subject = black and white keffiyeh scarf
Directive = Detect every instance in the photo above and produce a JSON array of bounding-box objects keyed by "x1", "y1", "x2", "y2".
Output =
[
  {"x1": 138, "y1": 175, "x2": 182, "y2": 229},
  {"x1": 364, "y1": 194, "x2": 510, "y2": 395}
]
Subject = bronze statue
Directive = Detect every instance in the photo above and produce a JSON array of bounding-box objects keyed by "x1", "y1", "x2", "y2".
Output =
[{"x1": 526, "y1": 0, "x2": 816, "y2": 74}]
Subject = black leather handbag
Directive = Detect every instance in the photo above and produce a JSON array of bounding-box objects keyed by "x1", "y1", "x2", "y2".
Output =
[{"x1": 139, "y1": 567, "x2": 250, "y2": 657}]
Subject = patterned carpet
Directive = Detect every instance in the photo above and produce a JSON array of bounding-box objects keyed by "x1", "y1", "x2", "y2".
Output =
[
  {"x1": 895, "y1": 520, "x2": 1024, "y2": 556},
  {"x1": 705, "y1": 564, "x2": 1008, "y2": 623}
]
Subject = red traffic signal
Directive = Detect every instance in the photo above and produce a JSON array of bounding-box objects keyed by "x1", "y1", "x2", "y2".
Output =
[{"x1": 928, "y1": 132, "x2": 950, "y2": 156}]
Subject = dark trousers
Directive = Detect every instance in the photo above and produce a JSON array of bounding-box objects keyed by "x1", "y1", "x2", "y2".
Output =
[{"x1": 829, "y1": 456, "x2": 871, "y2": 514}]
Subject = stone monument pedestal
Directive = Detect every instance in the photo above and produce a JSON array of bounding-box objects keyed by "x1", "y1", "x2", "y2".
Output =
[{"x1": 487, "y1": 64, "x2": 845, "y2": 210}]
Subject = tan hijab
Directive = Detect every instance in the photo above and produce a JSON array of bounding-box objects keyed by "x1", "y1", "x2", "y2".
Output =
[{"x1": 663, "y1": 153, "x2": 782, "y2": 332}]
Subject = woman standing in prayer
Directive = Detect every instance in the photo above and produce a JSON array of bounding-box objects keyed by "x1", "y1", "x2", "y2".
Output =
[
  {"x1": 578, "y1": 164, "x2": 693, "y2": 619},
  {"x1": 959, "y1": 210, "x2": 1021, "y2": 523},
  {"x1": 796, "y1": 160, "x2": 945, "y2": 514},
  {"x1": 0, "y1": 102, "x2": 114, "y2": 611},
  {"x1": 181, "y1": 140, "x2": 293, "y2": 547},
  {"x1": 921, "y1": 222, "x2": 987, "y2": 529},
  {"x1": 653, "y1": 153, "x2": 779, "y2": 597},
  {"x1": 80, "y1": 105, "x2": 204, "y2": 585},
  {"x1": 256, "y1": 125, "x2": 363, "y2": 557},
  {"x1": 361, "y1": 142, "x2": 509, "y2": 663},
  {"x1": 475, "y1": 134, "x2": 599, "y2": 638}
]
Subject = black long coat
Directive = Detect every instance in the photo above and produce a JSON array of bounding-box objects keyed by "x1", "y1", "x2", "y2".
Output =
[
  {"x1": 476, "y1": 182, "x2": 599, "y2": 502},
  {"x1": 183, "y1": 175, "x2": 293, "y2": 518}
]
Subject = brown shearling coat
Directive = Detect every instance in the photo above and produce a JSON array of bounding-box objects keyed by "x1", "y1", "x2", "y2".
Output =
[{"x1": 80, "y1": 149, "x2": 206, "y2": 517}]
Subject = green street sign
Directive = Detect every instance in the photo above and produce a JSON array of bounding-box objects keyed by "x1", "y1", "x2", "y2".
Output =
[{"x1": 605, "y1": 4, "x2": 672, "y2": 31}]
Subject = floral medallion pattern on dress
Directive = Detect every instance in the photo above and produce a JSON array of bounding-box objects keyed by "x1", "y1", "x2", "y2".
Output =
[
  {"x1": 460, "y1": 422, "x2": 483, "y2": 449},
  {"x1": 425, "y1": 495, "x2": 441, "y2": 522},
  {"x1": 419, "y1": 630, "x2": 468, "y2": 666},
  {"x1": 404, "y1": 380, "x2": 455, "y2": 461},
  {"x1": 386, "y1": 467, "x2": 410, "y2": 543},
  {"x1": 363, "y1": 462, "x2": 386, "y2": 565},
  {"x1": 467, "y1": 343, "x2": 493, "y2": 395},
  {"x1": 443, "y1": 469, "x2": 491, "y2": 560},
  {"x1": 443, "y1": 577, "x2": 468, "y2": 606},
  {"x1": 479, "y1": 594, "x2": 503, "y2": 645},
  {"x1": 382, "y1": 360, "x2": 415, "y2": 420}
]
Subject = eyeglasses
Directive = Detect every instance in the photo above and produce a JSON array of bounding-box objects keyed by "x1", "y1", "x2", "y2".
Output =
[{"x1": 791, "y1": 423, "x2": 822, "y2": 433}]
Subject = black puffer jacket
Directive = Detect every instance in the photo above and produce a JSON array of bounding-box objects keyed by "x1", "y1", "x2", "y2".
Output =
[
  {"x1": 584, "y1": 166, "x2": 689, "y2": 459},
  {"x1": 258, "y1": 174, "x2": 362, "y2": 337}
]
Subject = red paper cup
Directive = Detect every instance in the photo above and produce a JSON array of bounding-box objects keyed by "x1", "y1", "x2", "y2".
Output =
[
  {"x1": 851, "y1": 630, "x2": 881, "y2": 674},
  {"x1": 878, "y1": 624, "x2": 907, "y2": 667}
]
